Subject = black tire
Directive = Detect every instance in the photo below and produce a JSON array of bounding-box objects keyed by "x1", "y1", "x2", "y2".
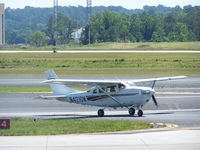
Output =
[
  {"x1": 98, "y1": 109, "x2": 104, "y2": 117},
  {"x1": 129, "y1": 107, "x2": 135, "y2": 116},
  {"x1": 137, "y1": 109, "x2": 143, "y2": 117}
]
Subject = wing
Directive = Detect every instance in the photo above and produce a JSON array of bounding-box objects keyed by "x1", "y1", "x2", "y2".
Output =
[
  {"x1": 41, "y1": 79, "x2": 122, "y2": 87},
  {"x1": 129, "y1": 76, "x2": 187, "y2": 88},
  {"x1": 41, "y1": 76, "x2": 186, "y2": 88},
  {"x1": 131, "y1": 76, "x2": 187, "y2": 83}
]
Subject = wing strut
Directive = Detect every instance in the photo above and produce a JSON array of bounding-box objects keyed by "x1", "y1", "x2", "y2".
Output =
[
  {"x1": 96, "y1": 85, "x2": 123, "y2": 107},
  {"x1": 152, "y1": 80, "x2": 156, "y2": 88}
]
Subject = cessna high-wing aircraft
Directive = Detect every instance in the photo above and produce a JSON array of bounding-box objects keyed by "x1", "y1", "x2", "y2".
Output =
[{"x1": 41, "y1": 70, "x2": 186, "y2": 117}]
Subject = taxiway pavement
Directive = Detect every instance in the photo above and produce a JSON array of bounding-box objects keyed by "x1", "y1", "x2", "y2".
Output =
[
  {"x1": 0, "y1": 92, "x2": 200, "y2": 127},
  {"x1": 1, "y1": 129, "x2": 200, "y2": 150}
]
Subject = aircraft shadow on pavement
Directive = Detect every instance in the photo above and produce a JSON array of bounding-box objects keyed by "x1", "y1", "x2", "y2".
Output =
[{"x1": 36, "y1": 112, "x2": 173, "y2": 120}]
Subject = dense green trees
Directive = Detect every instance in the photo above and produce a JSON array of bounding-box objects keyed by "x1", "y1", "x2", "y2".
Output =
[
  {"x1": 46, "y1": 13, "x2": 77, "y2": 45},
  {"x1": 29, "y1": 31, "x2": 47, "y2": 47},
  {"x1": 4, "y1": 5, "x2": 200, "y2": 45},
  {"x1": 81, "y1": 8, "x2": 200, "y2": 44}
]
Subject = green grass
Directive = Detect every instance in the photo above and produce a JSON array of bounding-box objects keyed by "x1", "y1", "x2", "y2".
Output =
[
  {"x1": 1, "y1": 42, "x2": 200, "y2": 50},
  {"x1": 0, "y1": 118, "x2": 151, "y2": 136},
  {"x1": 0, "y1": 53, "x2": 199, "y2": 76}
]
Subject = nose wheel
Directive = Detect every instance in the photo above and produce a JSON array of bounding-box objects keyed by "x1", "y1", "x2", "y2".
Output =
[{"x1": 97, "y1": 109, "x2": 104, "y2": 117}]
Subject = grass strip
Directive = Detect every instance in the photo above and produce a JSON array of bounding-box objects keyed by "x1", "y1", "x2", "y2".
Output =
[
  {"x1": 1, "y1": 42, "x2": 200, "y2": 50},
  {"x1": 0, "y1": 53, "x2": 199, "y2": 76},
  {"x1": 0, "y1": 118, "x2": 151, "y2": 136}
]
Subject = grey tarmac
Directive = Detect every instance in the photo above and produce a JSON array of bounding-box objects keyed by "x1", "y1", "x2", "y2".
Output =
[
  {"x1": 0, "y1": 92, "x2": 200, "y2": 127},
  {"x1": 0, "y1": 129, "x2": 200, "y2": 150}
]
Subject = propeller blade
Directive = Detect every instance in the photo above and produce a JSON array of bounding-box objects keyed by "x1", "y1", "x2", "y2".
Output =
[{"x1": 152, "y1": 95, "x2": 158, "y2": 106}]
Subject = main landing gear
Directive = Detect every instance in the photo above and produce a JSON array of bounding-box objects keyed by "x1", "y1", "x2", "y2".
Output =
[
  {"x1": 97, "y1": 109, "x2": 104, "y2": 117},
  {"x1": 137, "y1": 109, "x2": 143, "y2": 117},
  {"x1": 129, "y1": 107, "x2": 135, "y2": 116},
  {"x1": 97, "y1": 108, "x2": 143, "y2": 117},
  {"x1": 128, "y1": 107, "x2": 143, "y2": 117}
]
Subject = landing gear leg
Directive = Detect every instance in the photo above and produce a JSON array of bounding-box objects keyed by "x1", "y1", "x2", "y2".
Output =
[
  {"x1": 128, "y1": 107, "x2": 135, "y2": 116},
  {"x1": 97, "y1": 109, "x2": 104, "y2": 117},
  {"x1": 137, "y1": 109, "x2": 143, "y2": 117}
]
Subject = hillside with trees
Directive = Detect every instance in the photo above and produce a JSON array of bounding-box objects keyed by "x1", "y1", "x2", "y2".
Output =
[{"x1": 4, "y1": 5, "x2": 200, "y2": 45}]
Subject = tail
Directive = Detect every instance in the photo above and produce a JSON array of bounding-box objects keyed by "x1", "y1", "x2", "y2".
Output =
[{"x1": 45, "y1": 70, "x2": 78, "y2": 95}]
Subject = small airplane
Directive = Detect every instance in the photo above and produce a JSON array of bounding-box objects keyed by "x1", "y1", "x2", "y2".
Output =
[{"x1": 40, "y1": 70, "x2": 186, "y2": 117}]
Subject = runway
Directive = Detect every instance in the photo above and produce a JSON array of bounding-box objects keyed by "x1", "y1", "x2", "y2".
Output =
[{"x1": 0, "y1": 76, "x2": 200, "y2": 150}]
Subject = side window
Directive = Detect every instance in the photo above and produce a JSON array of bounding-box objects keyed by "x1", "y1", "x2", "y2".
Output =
[{"x1": 106, "y1": 87, "x2": 111, "y2": 92}]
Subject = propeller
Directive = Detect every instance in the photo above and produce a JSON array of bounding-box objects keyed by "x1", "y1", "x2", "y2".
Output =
[{"x1": 152, "y1": 94, "x2": 158, "y2": 107}]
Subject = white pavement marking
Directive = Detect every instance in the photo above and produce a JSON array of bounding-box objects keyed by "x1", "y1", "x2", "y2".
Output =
[
  {"x1": 0, "y1": 50, "x2": 200, "y2": 53},
  {"x1": 0, "y1": 130, "x2": 199, "y2": 150}
]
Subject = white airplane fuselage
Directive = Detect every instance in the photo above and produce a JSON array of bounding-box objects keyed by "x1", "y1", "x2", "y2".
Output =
[{"x1": 57, "y1": 86, "x2": 155, "y2": 108}]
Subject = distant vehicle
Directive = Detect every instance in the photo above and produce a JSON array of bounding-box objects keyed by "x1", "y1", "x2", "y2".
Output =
[{"x1": 40, "y1": 70, "x2": 186, "y2": 117}]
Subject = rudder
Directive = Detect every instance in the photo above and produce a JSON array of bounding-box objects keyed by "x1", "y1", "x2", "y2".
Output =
[{"x1": 45, "y1": 70, "x2": 78, "y2": 95}]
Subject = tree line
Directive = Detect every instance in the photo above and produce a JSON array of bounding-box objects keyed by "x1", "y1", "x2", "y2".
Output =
[
  {"x1": 81, "y1": 9, "x2": 200, "y2": 44},
  {"x1": 4, "y1": 5, "x2": 200, "y2": 46}
]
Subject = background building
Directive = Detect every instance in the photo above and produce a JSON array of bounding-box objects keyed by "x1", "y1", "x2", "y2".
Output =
[
  {"x1": 72, "y1": 28, "x2": 83, "y2": 43},
  {"x1": 0, "y1": 3, "x2": 5, "y2": 45}
]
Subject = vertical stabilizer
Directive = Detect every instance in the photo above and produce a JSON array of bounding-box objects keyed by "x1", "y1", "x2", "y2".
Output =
[{"x1": 45, "y1": 70, "x2": 78, "y2": 95}]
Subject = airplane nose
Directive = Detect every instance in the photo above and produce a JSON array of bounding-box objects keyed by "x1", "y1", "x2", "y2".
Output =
[
  {"x1": 150, "y1": 89, "x2": 155, "y2": 95},
  {"x1": 141, "y1": 88, "x2": 155, "y2": 95}
]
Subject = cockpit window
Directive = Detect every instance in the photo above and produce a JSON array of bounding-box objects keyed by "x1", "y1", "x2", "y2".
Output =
[
  {"x1": 118, "y1": 84, "x2": 125, "y2": 89},
  {"x1": 106, "y1": 86, "x2": 116, "y2": 93}
]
